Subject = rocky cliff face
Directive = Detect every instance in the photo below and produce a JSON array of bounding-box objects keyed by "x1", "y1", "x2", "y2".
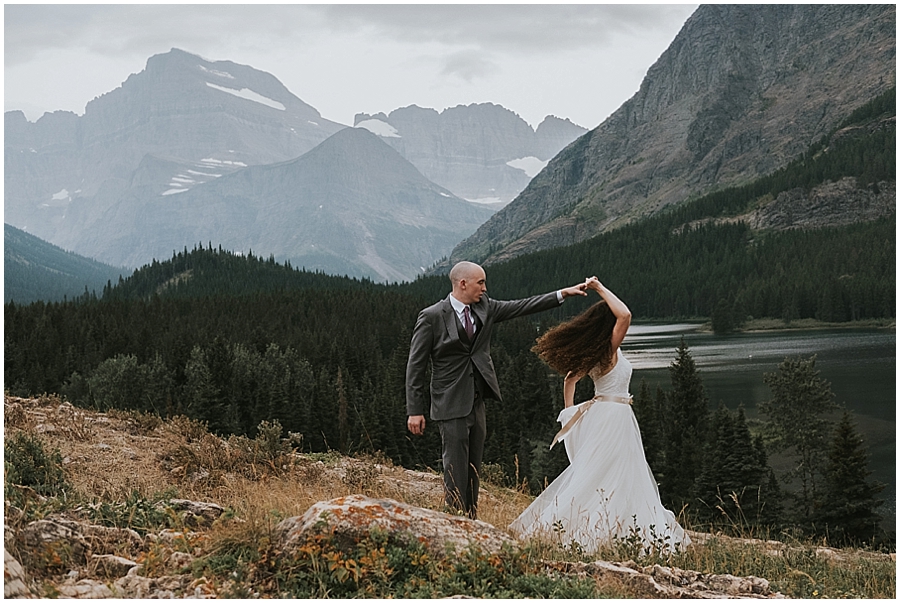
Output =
[
  {"x1": 355, "y1": 104, "x2": 586, "y2": 205},
  {"x1": 448, "y1": 4, "x2": 896, "y2": 265}
]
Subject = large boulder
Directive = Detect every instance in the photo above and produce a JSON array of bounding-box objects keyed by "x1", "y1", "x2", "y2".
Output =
[{"x1": 275, "y1": 495, "x2": 515, "y2": 557}]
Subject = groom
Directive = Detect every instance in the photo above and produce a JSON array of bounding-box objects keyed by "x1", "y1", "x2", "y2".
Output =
[{"x1": 406, "y1": 261, "x2": 587, "y2": 518}]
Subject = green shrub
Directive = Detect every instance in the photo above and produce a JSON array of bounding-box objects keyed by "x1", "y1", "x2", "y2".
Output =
[
  {"x1": 84, "y1": 489, "x2": 180, "y2": 536},
  {"x1": 251, "y1": 530, "x2": 606, "y2": 599},
  {"x1": 4, "y1": 432, "x2": 68, "y2": 500}
]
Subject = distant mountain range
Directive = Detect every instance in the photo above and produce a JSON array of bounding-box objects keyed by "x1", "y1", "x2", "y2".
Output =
[
  {"x1": 76, "y1": 127, "x2": 494, "y2": 282},
  {"x1": 447, "y1": 4, "x2": 896, "y2": 266},
  {"x1": 4, "y1": 223, "x2": 129, "y2": 304},
  {"x1": 355, "y1": 105, "x2": 586, "y2": 205},
  {"x1": 4, "y1": 48, "x2": 586, "y2": 282}
]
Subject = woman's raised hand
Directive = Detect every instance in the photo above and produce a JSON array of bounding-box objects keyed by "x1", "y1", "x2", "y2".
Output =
[{"x1": 585, "y1": 276, "x2": 602, "y2": 292}]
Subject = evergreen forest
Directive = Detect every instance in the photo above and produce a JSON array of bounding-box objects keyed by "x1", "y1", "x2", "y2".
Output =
[{"x1": 4, "y1": 90, "x2": 893, "y2": 547}]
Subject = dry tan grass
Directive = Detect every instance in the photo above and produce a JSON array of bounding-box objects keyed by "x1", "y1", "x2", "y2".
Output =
[
  {"x1": 4, "y1": 394, "x2": 463, "y2": 521},
  {"x1": 5, "y1": 395, "x2": 171, "y2": 501}
]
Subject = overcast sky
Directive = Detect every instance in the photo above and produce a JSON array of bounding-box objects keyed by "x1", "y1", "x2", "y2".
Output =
[{"x1": 5, "y1": 4, "x2": 698, "y2": 130}]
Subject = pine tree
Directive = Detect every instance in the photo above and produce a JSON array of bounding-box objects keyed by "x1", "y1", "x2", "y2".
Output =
[
  {"x1": 336, "y1": 366, "x2": 349, "y2": 454},
  {"x1": 693, "y1": 405, "x2": 780, "y2": 532},
  {"x1": 693, "y1": 404, "x2": 733, "y2": 526},
  {"x1": 760, "y1": 355, "x2": 838, "y2": 521},
  {"x1": 726, "y1": 406, "x2": 772, "y2": 528},
  {"x1": 632, "y1": 379, "x2": 663, "y2": 472},
  {"x1": 660, "y1": 337, "x2": 709, "y2": 509},
  {"x1": 816, "y1": 411, "x2": 884, "y2": 546}
]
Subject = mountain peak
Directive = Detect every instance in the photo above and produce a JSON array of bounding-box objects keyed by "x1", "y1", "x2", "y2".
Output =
[
  {"x1": 447, "y1": 3, "x2": 895, "y2": 266},
  {"x1": 291, "y1": 126, "x2": 433, "y2": 185}
]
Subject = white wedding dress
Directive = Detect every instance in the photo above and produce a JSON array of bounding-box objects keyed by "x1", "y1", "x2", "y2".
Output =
[{"x1": 510, "y1": 349, "x2": 690, "y2": 554}]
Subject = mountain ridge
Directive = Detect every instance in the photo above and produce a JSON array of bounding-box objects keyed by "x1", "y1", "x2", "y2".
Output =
[
  {"x1": 354, "y1": 103, "x2": 587, "y2": 204},
  {"x1": 447, "y1": 4, "x2": 896, "y2": 266},
  {"x1": 3, "y1": 223, "x2": 129, "y2": 304},
  {"x1": 75, "y1": 127, "x2": 494, "y2": 281},
  {"x1": 5, "y1": 48, "x2": 585, "y2": 278}
]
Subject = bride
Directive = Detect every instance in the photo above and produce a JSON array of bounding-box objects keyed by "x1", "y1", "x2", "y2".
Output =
[{"x1": 510, "y1": 276, "x2": 690, "y2": 554}]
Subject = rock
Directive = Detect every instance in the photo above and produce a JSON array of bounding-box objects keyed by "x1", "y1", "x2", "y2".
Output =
[
  {"x1": 18, "y1": 519, "x2": 89, "y2": 565},
  {"x1": 166, "y1": 551, "x2": 194, "y2": 573},
  {"x1": 110, "y1": 573, "x2": 154, "y2": 598},
  {"x1": 147, "y1": 529, "x2": 203, "y2": 556},
  {"x1": 112, "y1": 573, "x2": 191, "y2": 598},
  {"x1": 156, "y1": 499, "x2": 225, "y2": 527},
  {"x1": 447, "y1": 4, "x2": 895, "y2": 267},
  {"x1": 90, "y1": 554, "x2": 139, "y2": 578},
  {"x1": 56, "y1": 579, "x2": 113, "y2": 598},
  {"x1": 5, "y1": 550, "x2": 31, "y2": 598},
  {"x1": 748, "y1": 177, "x2": 895, "y2": 231},
  {"x1": 275, "y1": 494, "x2": 515, "y2": 557},
  {"x1": 17, "y1": 518, "x2": 143, "y2": 568},
  {"x1": 546, "y1": 559, "x2": 783, "y2": 599}
]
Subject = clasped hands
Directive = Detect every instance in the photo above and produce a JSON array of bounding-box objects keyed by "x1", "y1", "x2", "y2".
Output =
[{"x1": 560, "y1": 276, "x2": 604, "y2": 298}]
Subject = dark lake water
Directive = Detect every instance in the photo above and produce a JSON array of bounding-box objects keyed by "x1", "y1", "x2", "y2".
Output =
[{"x1": 622, "y1": 324, "x2": 896, "y2": 523}]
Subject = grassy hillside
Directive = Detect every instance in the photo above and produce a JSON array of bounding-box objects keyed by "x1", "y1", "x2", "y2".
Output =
[{"x1": 5, "y1": 394, "x2": 895, "y2": 598}]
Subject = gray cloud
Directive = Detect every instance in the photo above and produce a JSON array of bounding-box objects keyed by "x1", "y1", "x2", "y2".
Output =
[
  {"x1": 5, "y1": 4, "x2": 698, "y2": 128},
  {"x1": 319, "y1": 4, "x2": 697, "y2": 54},
  {"x1": 5, "y1": 4, "x2": 698, "y2": 66},
  {"x1": 439, "y1": 50, "x2": 499, "y2": 83},
  {"x1": 4, "y1": 5, "x2": 322, "y2": 65}
]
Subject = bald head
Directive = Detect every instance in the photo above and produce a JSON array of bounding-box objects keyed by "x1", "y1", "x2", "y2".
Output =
[
  {"x1": 449, "y1": 261, "x2": 482, "y2": 286},
  {"x1": 449, "y1": 261, "x2": 487, "y2": 305}
]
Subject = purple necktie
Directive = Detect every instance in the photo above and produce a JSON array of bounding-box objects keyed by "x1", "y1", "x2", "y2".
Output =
[{"x1": 463, "y1": 306, "x2": 475, "y2": 339}]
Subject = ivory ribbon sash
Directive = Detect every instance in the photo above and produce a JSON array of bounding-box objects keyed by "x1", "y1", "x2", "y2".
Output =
[{"x1": 550, "y1": 394, "x2": 633, "y2": 449}]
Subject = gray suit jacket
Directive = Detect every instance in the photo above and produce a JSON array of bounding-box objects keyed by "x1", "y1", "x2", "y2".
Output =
[{"x1": 406, "y1": 291, "x2": 560, "y2": 421}]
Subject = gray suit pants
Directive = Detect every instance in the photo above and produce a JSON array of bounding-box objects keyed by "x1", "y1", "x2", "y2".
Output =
[{"x1": 437, "y1": 395, "x2": 486, "y2": 518}]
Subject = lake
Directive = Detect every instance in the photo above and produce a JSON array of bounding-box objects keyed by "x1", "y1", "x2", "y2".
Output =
[{"x1": 622, "y1": 323, "x2": 896, "y2": 523}]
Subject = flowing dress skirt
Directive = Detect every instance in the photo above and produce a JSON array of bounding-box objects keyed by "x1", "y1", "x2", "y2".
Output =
[{"x1": 510, "y1": 399, "x2": 690, "y2": 553}]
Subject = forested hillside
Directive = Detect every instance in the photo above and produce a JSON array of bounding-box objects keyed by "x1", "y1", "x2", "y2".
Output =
[{"x1": 4, "y1": 224, "x2": 130, "y2": 304}]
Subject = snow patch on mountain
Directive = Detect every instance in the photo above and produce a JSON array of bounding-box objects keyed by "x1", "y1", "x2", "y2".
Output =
[
  {"x1": 201, "y1": 157, "x2": 247, "y2": 167},
  {"x1": 356, "y1": 119, "x2": 401, "y2": 138},
  {"x1": 161, "y1": 188, "x2": 188, "y2": 196},
  {"x1": 206, "y1": 82, "x2": 286, "y2": 111},
  {"x1": 51, "y1": 189, "x2": 70, "y2": 201},
  {"x1": 506, "y1": 156, "x2": 548, "y2": 178},
  {"x1": 198, "y1": 64, "x2": 235, "y2": 79}
]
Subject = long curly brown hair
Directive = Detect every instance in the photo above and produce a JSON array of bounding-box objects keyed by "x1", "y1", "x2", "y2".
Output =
[{"x1": 531, "y1": 300, "x2": 618, "y2": 377}]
